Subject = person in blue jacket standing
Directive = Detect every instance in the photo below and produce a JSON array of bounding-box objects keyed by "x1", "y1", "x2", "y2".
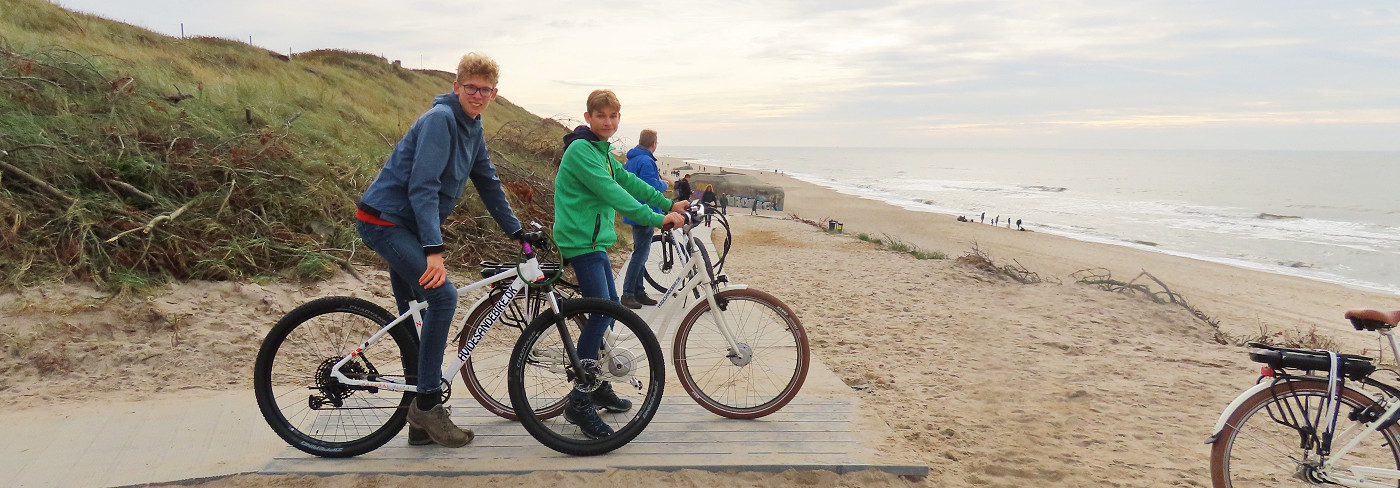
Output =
[
  {"x1": 620, "y1": 129, "x2": 668, "y2": 309},
  {"x1": 355, "y1": 52, "x2": 522, "y2": 448}
]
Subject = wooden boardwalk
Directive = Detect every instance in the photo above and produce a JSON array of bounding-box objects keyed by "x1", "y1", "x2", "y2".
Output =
[{"x1": 260, "y1": 355, "x2": 926, "y2": 477}]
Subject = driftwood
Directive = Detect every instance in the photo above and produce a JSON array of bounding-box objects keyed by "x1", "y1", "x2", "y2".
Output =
[
  {"x1": 957, "y1": 245, "x2": 1045, "y2": 284},
  {"x1": 1072, "y1": 267, "x2": 1224, "y2": 341},
  {"x1": 105, "y1": 203, "x2": 189, "y2": 243}
]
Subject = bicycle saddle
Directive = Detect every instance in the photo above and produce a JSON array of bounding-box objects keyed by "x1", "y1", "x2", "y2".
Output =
[{"x1": 1345, "y1": 309, "x2": 1400, "y2": 330}]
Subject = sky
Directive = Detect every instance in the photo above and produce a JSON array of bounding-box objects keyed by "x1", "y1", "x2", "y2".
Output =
[{"x1": 47, "y1": 0, "x2": 1400, "y2": 151}]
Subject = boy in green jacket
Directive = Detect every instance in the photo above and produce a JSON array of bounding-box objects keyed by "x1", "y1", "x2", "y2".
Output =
[{"x1": 553, "y1": 89, "x2": 685, "y2": 438}]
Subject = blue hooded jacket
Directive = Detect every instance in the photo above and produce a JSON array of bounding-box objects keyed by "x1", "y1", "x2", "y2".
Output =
[
  {"x1": 621, "y1": 145, "x2": 667, "y2": 226},
  {"x1": 358, "y1": 93, "x2": 521, "y2": 254}
]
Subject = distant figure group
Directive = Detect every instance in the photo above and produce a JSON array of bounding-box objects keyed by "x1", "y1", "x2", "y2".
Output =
[{"x1": 963, "y1": 212, "x2": 1024, "y2": 230}]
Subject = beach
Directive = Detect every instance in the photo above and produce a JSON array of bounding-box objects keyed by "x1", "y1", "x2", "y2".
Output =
[{"x1": 5, "y1": 161, "x2": 1400, "y2": 487}]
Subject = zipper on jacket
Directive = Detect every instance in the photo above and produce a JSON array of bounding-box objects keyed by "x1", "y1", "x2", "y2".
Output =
[{"x1": 591, "y1": 214, "x2": 602, "y2": 250}]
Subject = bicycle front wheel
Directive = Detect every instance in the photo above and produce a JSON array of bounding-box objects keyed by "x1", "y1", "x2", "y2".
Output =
[
  {"x1": 674, "y1": 288, "x2": 809, "y2": 419},
  {"x1": 253, "y1": 296, "x2": 416, "y2": 458},
  {"x1": 508, "y1": 298, "x2": 666, "y2": 456},
  {"x1": 458, "y1": 285, "x2": 575, "y2": 420},
  {"x1": 1210, "y1": 378, "x2": 1400, "y2": 487}
]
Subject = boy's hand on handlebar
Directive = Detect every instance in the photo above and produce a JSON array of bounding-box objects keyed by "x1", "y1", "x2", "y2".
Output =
[
  {"x1": 661, "y1": 212, "x2": 686, "y2": 230},
  {"x1": 420, "y1": 253, "x2": 447, "y2": 289},
  {"x1": 670, "y1": 201, "x2": 689, "y2": 214},
  {"x1": 513, "y1": 229, "x2": 546, "y2": 246}
]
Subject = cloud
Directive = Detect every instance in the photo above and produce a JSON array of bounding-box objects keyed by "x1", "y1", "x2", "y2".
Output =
[{"x1": 42, "y1": 0, "x2": 1400, "y2": 149}]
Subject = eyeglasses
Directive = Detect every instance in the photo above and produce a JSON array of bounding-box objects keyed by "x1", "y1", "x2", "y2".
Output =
[{"x1": 458, "y1": 83, "x2": 496, "y2": 97}]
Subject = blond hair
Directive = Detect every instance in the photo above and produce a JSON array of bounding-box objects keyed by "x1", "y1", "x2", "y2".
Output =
[
  {"x1": 456, "y1": 52, "x2": 499, "y2": 85},
  {"x1": 639, "y1": 129, "x2": 657, "y2": 148},
  {"x1": 586, "y1": 89, "x2": 620, "y2": 113}
]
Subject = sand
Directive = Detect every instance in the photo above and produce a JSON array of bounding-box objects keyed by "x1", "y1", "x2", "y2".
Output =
[{"x1": 4, "y1": 158, "x2": 1398, "y2": 487}]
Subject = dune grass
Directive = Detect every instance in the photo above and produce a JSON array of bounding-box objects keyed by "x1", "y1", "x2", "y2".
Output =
[{"x1": 0, "y1": 0, "x2": 567, "y2": 290}]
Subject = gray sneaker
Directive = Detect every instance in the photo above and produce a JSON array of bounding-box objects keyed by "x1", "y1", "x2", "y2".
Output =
[
  {"x1": 620, "y1": 295, "x2": 642, "y2": 309},
  {"x1": 406, "y1": 403, "x2": 473, "y2": 447},
  {"x1": 407, "y1": 425, "x2": 433, "y2": 445}
]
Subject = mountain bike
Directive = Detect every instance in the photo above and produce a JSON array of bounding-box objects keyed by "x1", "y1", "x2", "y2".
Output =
[
  {"x1": 253, "y1": 231, "x2": 665, "y2": 457},
  {"x1": 1208, "y1": 308, "x2": 1400, "y2": 487}
]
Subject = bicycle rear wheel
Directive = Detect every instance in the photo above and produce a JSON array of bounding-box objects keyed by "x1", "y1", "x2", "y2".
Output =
[
  {"x1": 508, "y1": 297, "x2": 665, "y2": 456},
  {"x1": 1210, "y1": 378, "x2": 1400, "y2": 487},
  {"x1": 254, "y1": 296, "x2": 416, "y2": 457},
  {"x1": 458, "y1": 285, "x2": 576, "y2": 420},
  {"x1": 674, "y1": 288, "x2": 809, "y2": 419}
]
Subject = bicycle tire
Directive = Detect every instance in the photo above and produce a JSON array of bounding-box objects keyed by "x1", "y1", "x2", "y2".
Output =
[
  {"x1": 644, "y1": 234, "x2": 709, "y2": 294},
  {"x1": 673, "y1": 288, "x2": 809, "y2": 419},
  {"x1": 254, "y1": 296, "x2": 416, "y2": 458},
  {"x1": 1210, "y1": 378, "x2": 1400, "y2": 487},
  {"x1": 457, "y1": 285, "x2": 575, "y2": 420},
  {"x1": 508, "y1": 297, "x2": 666, "y2": 456}
]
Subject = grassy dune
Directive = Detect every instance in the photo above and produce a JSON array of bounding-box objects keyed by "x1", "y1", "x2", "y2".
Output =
[{"x1": 0, "y1": 0, "x2": 566, "y2": 290}]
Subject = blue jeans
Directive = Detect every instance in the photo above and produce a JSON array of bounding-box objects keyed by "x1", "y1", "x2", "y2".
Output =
[
  {"x1": 621, "y1": 225, "x2": 654, "y2": 297},
  {"x1": 356, "y1": 221, "x2": 459, "y2": 394},
  {"x1": 569, "y1": 251, "x2": 618, "y2": 361}
]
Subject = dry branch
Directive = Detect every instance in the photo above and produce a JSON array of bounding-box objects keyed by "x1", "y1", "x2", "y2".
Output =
[
  {"x1": 0, "y1": 75, "x2": 62, "y2": 88},
  {"x1": 105, "y1": 203, "x2": 190, "y2": 243},
  {"x1": 0, "y1": 150, "x2": 76, "y2": 203},
  {"x1": 104, "y1": 178, "x2": 156, "y2": 203},
  {"x1": 1072, "y1": 267, "x2": 1225, "y2": 341}
]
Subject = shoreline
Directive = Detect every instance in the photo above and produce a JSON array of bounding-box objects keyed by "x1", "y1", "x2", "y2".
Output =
[
  {"x1": 673, "y1": 157, "x2": 1400, "y2": 297},
  {"x1": 660, "y1": 157, "x2": 1399, "y2": 349}
]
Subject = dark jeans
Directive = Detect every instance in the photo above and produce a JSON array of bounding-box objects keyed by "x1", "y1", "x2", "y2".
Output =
[
  {"x1": 622, "y1": 225, "x2": 654, "y2": 297},
  {"x1": 568, "y1": 251, "x2": 618, "y2": 361},
  {"x1": 356, "y1": 221, "x2": 458, "y2": 394}
]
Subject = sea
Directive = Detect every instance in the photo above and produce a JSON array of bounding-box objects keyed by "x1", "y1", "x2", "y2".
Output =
[{"x1": 667, "y1": 146, "x2": 1400, "y2": 296}]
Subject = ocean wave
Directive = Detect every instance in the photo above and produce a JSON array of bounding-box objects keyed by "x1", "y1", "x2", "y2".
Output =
[{"x1": 1258, "y1": 213, "x2": 1303, "y2": 220}]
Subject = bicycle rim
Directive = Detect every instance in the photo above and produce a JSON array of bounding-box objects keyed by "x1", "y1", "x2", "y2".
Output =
[
  {"x1": 459, "y1": 286, "x2": 575, "y2": 420},
  {"x1": 1210, "y1": 379, "x2": 1400, "y2": 487},
  {"x1": 508, "y1": 298, "x2": 666, "y2": 456},
  {"x1": 674, "y1": 288, "x2": 809, "y2": 419},
  {"x1": 253, "y1": 296, "x2": 415, "y2": 458}
]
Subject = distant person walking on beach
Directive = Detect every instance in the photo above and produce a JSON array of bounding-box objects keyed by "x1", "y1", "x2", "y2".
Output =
[
  {"x1": 356, "y1": 52, "x2": 522, "y2": 448},
  {"x1": 553, "y1": 89, "x2": 686, "y2": 438},
  {"x1": 621, "y1": 129, "x2": 667, "y2": 310},
  {"x1": 674, "y1": 173, "x2": 693, "y2": 202},
  {"x1": 751, "y1": 198, "x2": 759, "y2": 215},
  {"x1": 1016, "y1": 218, "x2": 1023, "y2": 230},
  {"x1": 700, "y1": 184, "x2": 718, "y2": 226},
  {"x1": 980, "y1": 212, "x2": 985, "y2": 223}
]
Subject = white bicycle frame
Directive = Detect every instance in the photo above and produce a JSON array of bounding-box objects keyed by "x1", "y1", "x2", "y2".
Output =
[
  {"x1": 609, "y1": 222, "x2": 746, "y2": 357},
  {"x1": 328, "y1": 257, "x2": 550, "y2": 394},
  {"x1": 1210, "y1": 328, "x2": 1400, "y2": 487}
]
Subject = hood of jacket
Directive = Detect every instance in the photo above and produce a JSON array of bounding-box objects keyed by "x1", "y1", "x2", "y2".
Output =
[
  {"x1": 432, "y1": 93, "x2": 482, "y2": 132},
  {"x1": 563, "y1": 125, "x2": 601, "y2": 150}
]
